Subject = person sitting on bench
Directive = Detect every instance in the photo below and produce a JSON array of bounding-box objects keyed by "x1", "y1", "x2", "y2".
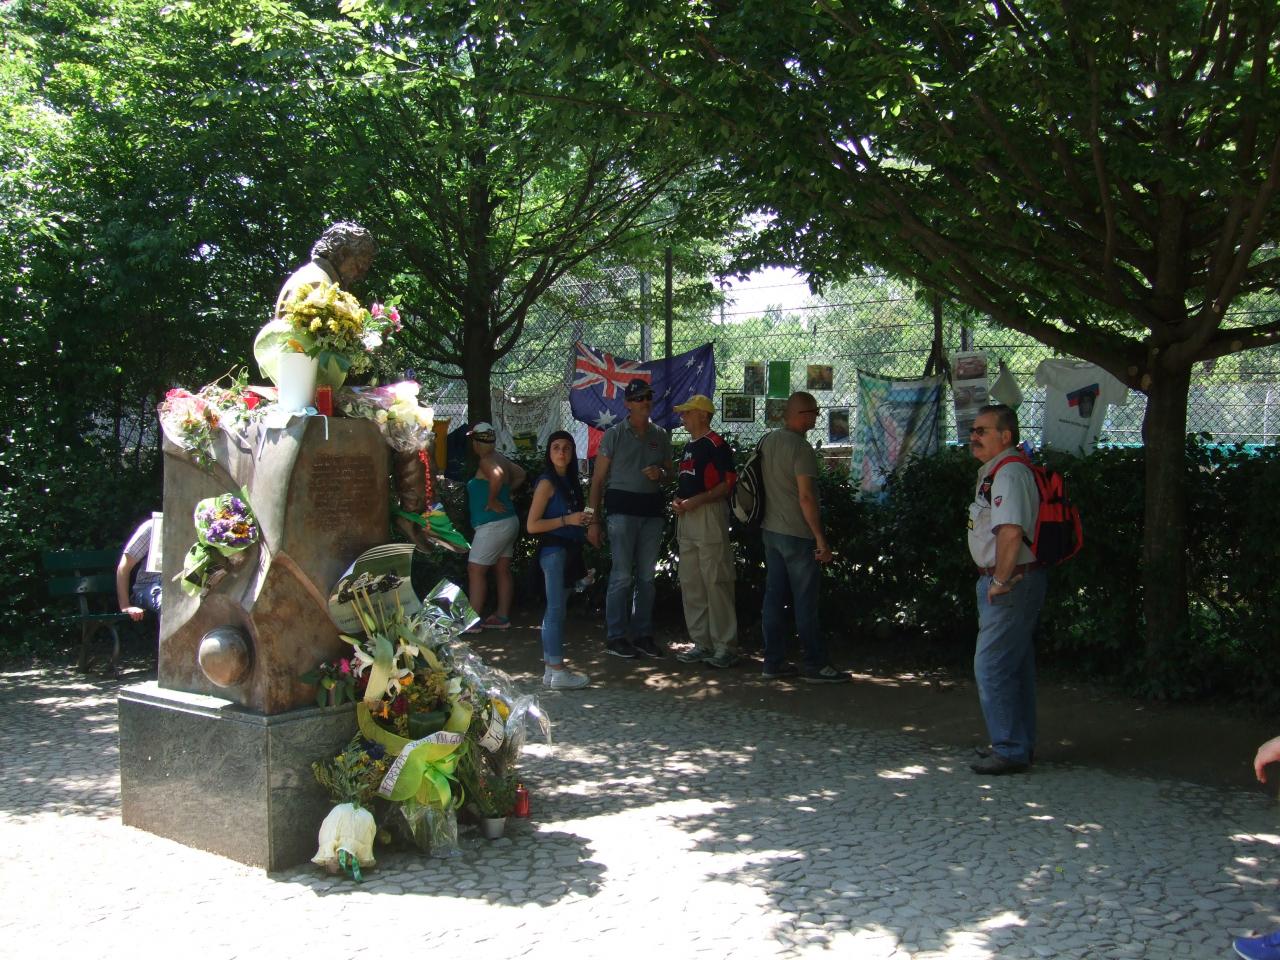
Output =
[{"x1": 117, "y1": 516, "x2": 161, "y2": 622}]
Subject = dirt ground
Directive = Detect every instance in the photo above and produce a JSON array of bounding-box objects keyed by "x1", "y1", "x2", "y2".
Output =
[{"x1": 463, "y1": 607, "x2": 1277, "y2": 793}]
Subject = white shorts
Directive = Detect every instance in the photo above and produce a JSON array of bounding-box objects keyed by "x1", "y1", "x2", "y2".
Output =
[{"x1": 468, "y1": 515, "x2": 519, "y2": 566}]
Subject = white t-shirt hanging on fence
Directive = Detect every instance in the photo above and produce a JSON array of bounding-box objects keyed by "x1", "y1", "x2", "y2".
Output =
[
  {"x1": 1035, "y1": 359, "x2": 1129, "y2": 456},
  {"x1": 490, "y1": 385, "x2": 565, "y2": 456}
]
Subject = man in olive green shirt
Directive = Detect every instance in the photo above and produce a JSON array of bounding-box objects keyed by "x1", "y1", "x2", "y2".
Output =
[{"x1": 758, "y1": 392, "x2": 850, "y2": 683}]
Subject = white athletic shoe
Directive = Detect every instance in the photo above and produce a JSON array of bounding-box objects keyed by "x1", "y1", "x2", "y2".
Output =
[{"x1": 543, "y1": 667, "x2": 590, "y2": 690}]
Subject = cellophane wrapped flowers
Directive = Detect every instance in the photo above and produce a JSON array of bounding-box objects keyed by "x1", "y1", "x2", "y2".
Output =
[{"x1": 178, "y1": 491, "x2": 260, "y2": 597}]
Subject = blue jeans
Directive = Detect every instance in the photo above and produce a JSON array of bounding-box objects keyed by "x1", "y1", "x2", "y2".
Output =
[
  {"x1": 605, "y1": 514, "x2": 664, "y2": 642},
  {"x1": 974, "y1": 569, "x2": 1048, "y2": 764},
  {"x1": 131, "y1": 580, "x2": 162, "y2": 614},
  {"x1": 761, "y1": 529, "x2": 824, "y2": 672},
  {"x1": 539, "y1": 547, "x2": 568, "y2": 665}
]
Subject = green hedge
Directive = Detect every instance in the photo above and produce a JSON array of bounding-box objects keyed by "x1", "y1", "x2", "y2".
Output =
[
  {"x1": 427, "y1": 439, "x2": 1280, "y2": 708},
  {"x1": 11, "y1": 432, "x2": 1278, "y2": 709},
  {"x1": 808, "y1": 440, "x2": 1280, "y2": 707},
  {"x1": 0, "y1": 430, "x2": 163, "y2": 661}
]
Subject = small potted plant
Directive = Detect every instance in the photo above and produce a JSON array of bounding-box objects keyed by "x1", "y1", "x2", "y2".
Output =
[{"x1": 458, "y1": 746, "x2": 518, "y2": 838}]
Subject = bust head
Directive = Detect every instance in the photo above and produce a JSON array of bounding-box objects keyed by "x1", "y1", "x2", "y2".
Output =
[{"x1": 311, "y1": 221, "x2": 377, "y2": 285}]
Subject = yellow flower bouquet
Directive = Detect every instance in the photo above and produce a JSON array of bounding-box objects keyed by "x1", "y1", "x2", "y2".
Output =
[{"x1": 255, "y1": 281, "x2": 394, "y2": 390}]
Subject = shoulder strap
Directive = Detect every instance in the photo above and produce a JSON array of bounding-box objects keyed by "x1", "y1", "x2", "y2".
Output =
[
  {"x1": 988, "y1": 453, "x2": 1031, "y2": 481},
  {"x1": 986, "y1": 453, "x2": 1036, "y2": 550}
]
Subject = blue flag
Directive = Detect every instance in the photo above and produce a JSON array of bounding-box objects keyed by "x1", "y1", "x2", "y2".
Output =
[{"x1": 570, "y1": 342, "x2": 716, "y2": 431}]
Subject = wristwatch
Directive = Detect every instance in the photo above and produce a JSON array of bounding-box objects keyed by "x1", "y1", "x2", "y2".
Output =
[{"x1": 991, "y1": 576, "x2": 1010, "y2": 588}]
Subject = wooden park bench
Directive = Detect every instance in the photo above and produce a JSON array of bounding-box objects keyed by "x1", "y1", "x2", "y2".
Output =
[{"x1": 42, "y1": 548, "x2": 133, "y2": 673}]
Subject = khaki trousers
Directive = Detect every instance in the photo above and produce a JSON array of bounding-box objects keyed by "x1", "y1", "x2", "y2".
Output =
[{"x1": 677, "y1": 504, "x2": 738, "y2": 656}]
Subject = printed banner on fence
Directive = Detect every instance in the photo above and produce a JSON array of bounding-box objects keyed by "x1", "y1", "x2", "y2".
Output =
[
  {"x1": 857, "y1": 372, "x2": 944, "y2": 497},
  {"x1": 570, "y1": 342, "x2": 715, "y2": 431},
  {"x1": 950, "y1": 351, "x2": 990, "y2": 442}
]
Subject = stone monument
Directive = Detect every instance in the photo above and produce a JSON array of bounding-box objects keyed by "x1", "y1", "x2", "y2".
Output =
[{"x1": 119, "y1": 415, "x2": 391, "y2": 870}]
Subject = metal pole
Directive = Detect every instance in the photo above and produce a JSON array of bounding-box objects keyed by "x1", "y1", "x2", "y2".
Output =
[
  {"x1": 664, "y1": 246, "x2": 674, "y2": 361},
  {"x1": 639, "y1": 271, "x2": 652, "y2": 361}
]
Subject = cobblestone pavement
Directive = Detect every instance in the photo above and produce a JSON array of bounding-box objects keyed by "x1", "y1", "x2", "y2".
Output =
[{"x1": 2, "y1": 664, "x2": 1279, "y2": 960}]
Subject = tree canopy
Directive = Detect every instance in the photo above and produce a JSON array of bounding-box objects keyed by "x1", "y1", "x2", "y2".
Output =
[
  {"x1": 192, "y1": 0, "x2": 731, "y2": 420},
  {"x1": 478, "y1": 0, "x2": 1280, "y2": 666},
  {"x1": 5, "y1": 0, "x2": 1278, "y2": 671}
]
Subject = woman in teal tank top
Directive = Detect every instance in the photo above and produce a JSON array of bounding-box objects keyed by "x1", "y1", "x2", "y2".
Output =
[{"x1": 464, "y1": 424, "x2": 525, "y2": 632}]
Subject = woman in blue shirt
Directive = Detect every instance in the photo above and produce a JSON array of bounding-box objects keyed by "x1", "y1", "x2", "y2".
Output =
[{"x1": 526, "y1": 431, "x2": 591, "y2": 689}]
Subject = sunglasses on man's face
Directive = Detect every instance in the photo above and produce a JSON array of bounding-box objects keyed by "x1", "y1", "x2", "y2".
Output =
[{"x1": 629, "y1": 394, "x2": 653, "y2": 403}]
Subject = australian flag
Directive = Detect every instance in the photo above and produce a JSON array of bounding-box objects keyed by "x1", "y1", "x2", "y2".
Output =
[{"x1": 570, "y1": 341, "x2": 716, "y2": 432}]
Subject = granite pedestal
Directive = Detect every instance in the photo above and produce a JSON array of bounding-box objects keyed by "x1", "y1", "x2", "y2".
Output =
[{"x1": 119, "y1": 682, "x2": 354, "y2": 871}]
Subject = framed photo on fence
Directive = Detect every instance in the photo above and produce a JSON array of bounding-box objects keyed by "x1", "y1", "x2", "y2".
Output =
[
  {"x1": 806, "y1": 364, "x2": 834, "y2": 391},
  {"x1": 767, "y1": 360, "x2": 792, "y2": 398},
  {"x1": 764, "y1": 397, "x2": 788, "y2": 427},
  {"x1": 743, "y1": 362, "x2": 766, "y2": 396},
  {"x1": 722, "y1": 394, "x2": 755, "y2": 423},
  {"x1": 828, "y1": 407, "x2": 850, "y2": 443}
]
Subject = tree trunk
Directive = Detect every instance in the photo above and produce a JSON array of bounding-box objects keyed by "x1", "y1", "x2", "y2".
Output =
[
  {"x1": 1140, "y1": 361, "x2": 1192, "y2": 675},
  {"x1": 462, "y1": 311, "x2": 494, "y2": 426}
]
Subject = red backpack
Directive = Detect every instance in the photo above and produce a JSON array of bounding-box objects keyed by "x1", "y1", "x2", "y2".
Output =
[{"x1": 988, "y1": 454, "x2": 1083, "y2": 566}]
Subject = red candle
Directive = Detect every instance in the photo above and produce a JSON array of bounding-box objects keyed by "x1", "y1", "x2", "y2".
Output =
[
  {"x1": 315, "y1": 386, "x2": 333, "y2": 416},
  {"x1": 513, "y1": 784, "x2": 531, "y2": 818}
]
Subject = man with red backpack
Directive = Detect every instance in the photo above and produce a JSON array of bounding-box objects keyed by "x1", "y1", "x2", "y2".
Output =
[{"x1": 966, "y1": 403, "x2": 1048, "y2": 776}]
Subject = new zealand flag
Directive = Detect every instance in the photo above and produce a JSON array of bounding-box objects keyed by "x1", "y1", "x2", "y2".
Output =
[{"x1": 570, "y1": 341, "x2": 716, "y2": 432}]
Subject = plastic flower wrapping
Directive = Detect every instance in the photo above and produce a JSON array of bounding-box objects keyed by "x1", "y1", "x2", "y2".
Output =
[
  {"x1": 340, "y1": 381, "x2": 434, "y2": 453},
  {"x1": 309, "y1": 561, "x2": 549, "y2": 875},
  {"x1": 312, "y1": 802, "x2": 377, "y2": 877},
  {"x1": 177, "y1": 491, "x2": 260, "y2": 597}
]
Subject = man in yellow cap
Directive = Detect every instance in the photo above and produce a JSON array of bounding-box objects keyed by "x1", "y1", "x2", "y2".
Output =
[{"x1": 672, "y1": 394, "x2": 740, "y2": 668}]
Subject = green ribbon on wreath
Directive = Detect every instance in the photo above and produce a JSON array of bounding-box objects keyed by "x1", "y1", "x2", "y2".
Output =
[{"x1": 357, "y1": 700, "x2": 473, "y2": 806}]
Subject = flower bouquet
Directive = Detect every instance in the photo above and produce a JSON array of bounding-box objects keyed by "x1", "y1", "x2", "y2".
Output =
[
  {"x1": 308, "y1": 568, "x2": 549, "y2": 872},
  {"x1": 311, "y1": 736, "x2": 392, "y2": 880},
  {"x1": 334, "y1": 567, "x2": 470, "y2": 857},
  {"x1": 254, "y1": 281, "x2": 398, "y2": 391},
  {"x1": 299, "y1": 657, "x2": 359, "y2": 708},
  {"x1": 177, "y1": 491, "x2": 260, "y2": 597},
  {"x1": 457, "y1": 741, "x2": 518, "y2": 822},
  {"x1": 158, "y1": 388, "x2": 220, "y2": 467},
  {"x1": 157, "y1": 368, "x2": 261, "y2": 468},
  {"x1": 340, "y1": 381, "x2": 434, "y2": 453},
  {"x1": 364, "y1": 301, "x2": 403, "y2": 351}
]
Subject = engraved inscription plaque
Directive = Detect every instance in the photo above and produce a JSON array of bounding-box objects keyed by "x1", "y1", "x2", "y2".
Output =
[{"x1": 310, "y1": 453, "x2": 377, "y2": 556}]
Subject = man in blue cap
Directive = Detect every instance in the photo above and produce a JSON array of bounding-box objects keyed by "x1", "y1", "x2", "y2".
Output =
[{"x1": 587, "y1": 377, "x2": 674, "y2": 659}]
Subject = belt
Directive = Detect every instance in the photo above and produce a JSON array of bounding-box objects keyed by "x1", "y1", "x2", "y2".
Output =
[{"x1": 978, "y1": 562, "x2": 1044, "y2": 577}]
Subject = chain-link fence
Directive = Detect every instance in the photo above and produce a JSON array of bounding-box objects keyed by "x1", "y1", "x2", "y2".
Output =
[{"x1": 460, "y1": 270, "x2": 1280, "y2": 454}]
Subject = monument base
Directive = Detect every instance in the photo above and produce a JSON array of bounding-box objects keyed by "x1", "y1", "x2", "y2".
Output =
[{"x1": 118, "y1": 682, "x2": 353, "y2": 871}]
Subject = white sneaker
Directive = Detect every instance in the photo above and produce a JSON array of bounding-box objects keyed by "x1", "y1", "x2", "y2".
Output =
[{"x1": 543, "y1": 666, "x2": 590, "y2": 690}]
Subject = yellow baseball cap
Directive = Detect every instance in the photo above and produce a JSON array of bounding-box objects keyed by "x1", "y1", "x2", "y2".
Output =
[{"x1": 674, "y1": 394, "x2": 715, "y2": 414}]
